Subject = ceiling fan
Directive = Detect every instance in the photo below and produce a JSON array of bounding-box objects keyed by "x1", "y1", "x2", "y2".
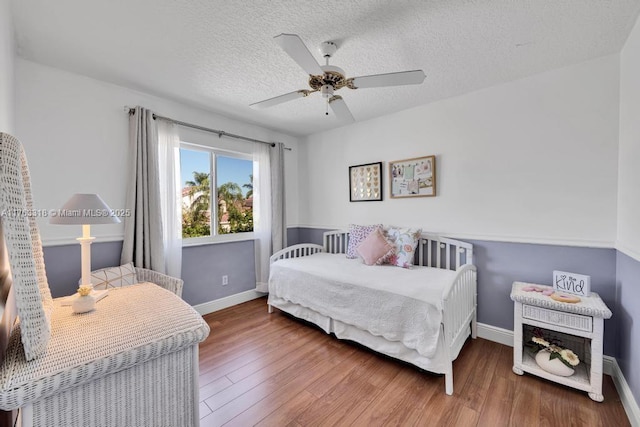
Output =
[{"x1": 250, "y1": 34, "x2": 426, "y2": 122}]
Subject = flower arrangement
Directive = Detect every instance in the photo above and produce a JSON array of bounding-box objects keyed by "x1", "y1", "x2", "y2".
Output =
[
  {"x1": 528, "y1": 331, "x2": 580, "y2": 369},
  {"x1": 77, "y1": 285, "x2": 92, "y2": 297}
]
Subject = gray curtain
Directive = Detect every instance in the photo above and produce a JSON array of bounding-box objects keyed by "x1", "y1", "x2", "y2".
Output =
[
  {"x1": 270, "y1": 142, "x2": 287, "y2": 253},
  {"x1": 121, "y1": 107, "x2": 166, "y2": 273}
]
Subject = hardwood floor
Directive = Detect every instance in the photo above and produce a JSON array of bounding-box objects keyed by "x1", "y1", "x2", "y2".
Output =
[{"x1": 198, "y1": 297, "x2": 629, "y2": 426}]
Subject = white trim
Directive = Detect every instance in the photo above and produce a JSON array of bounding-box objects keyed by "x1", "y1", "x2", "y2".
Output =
[
  {"x1": 289, "y1": 225, "x2": 615, "y2": 249},
  {"x1": 608, "y1": 356, "x2": 640, "y2": 426},
  {"x1": 444, "y1": 233, "x2": 614, "y2": 249},
  {"x1": 192, "y1": 289, "x2": 265, "y2": 316},
  {"x1": 43, "y1": 235, "x2": 257, "y2": 248},
  {"x1": 42, "y1": 234, "x2": 124, "y2": 247},
  {"x1": 477, "y1": 323, "x2": 637, "y2": 424},
  {"x1": 616, "y1": 241, "x2": 640, "y2": 264},
  {"x1": 182, "y1": 233, "x2": 255, "y2": 247},
  {"x1": 477, "y1": 323, "x2": 513, "y2": 347}
]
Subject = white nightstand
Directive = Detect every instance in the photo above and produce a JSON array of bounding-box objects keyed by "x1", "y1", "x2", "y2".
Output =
[{"x1": 510, "y1": 281, "x2": 612, "y2": 402}]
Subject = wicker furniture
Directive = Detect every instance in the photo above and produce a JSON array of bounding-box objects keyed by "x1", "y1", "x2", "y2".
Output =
[
  {"x1": 268, "y1": 229, "x2": 477, "y2": 395},
  {"x1": 0, "y1": 283, "x2": 209, "y2": 426},
  {"x1": 511, "y1": 281, "x2": 612, "y2": 401},
  {"x1": 88, "y1": 264, "x2": 185, "y2": 298}
]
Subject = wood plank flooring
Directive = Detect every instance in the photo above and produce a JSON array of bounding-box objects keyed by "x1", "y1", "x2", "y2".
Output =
[{"x1": 198, "y1": 297, "x2": 629, "y2": 426}]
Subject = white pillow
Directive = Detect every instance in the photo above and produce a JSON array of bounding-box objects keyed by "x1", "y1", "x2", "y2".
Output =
[{"x1": 90, "y1": 263, "x2": 138, "y2": 290}]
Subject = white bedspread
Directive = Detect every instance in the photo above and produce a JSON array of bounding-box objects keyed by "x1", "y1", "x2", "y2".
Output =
[{"x1": 268, "y1": 253, "x2": 457, "y2": 358}]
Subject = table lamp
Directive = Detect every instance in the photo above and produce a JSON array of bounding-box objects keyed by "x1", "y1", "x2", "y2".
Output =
[{"x1": 50, "y1": 193, "x2": 121, "y2": 287}]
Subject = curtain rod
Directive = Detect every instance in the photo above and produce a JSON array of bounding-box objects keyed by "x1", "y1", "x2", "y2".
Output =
[{"x1": 126, "y1": 107, "x2": 291, "y2": 150}]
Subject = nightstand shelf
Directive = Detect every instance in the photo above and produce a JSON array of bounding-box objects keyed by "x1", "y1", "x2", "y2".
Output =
[
  {"x1": 511, "y1": 281, "x2": 612, "y2": 402},
  {"x1": 520, "y1": 351, "x2": 591, "y2": 390}
]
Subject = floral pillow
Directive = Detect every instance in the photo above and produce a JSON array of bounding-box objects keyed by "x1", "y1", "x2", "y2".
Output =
[
  {"x1": 356, "y1": 228, "x2": 396, "y2": 266},
  {"x1": 346, "y1": 224, "x2": 383, "y2": 259},
  {"x1": 385, "y1": 227, "x2": 422, "y2": 268}
]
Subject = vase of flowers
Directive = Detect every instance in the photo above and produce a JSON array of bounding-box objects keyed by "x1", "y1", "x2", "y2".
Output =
[
  {"x1": 72, "y1": 285, "x2": 96, "y2": 314},
  {"x1": 528, "y1": 334, "x2": 580, "y2": 377}
]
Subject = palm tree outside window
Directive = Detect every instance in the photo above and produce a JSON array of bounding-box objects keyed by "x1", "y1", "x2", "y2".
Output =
[{"x1": 180, "y1": 145, "x2": 254, "y2": 239}]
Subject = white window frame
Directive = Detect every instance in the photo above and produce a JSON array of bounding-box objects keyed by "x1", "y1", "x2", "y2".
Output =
[{"x1": 180, "y1": 142, "x2": 254, "y2": 246}]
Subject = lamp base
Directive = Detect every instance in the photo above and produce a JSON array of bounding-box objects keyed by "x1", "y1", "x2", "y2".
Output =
[{"x1": 60, "y1": 289, "x2": 109, "y2": 307}]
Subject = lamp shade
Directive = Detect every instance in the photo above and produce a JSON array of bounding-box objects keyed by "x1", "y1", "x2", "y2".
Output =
[{"x1": 50, "y1": 193, "x2": 121, "y2": 225}]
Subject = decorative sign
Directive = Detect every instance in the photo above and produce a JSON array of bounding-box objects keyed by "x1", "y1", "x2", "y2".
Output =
[
  {"x1": 349, "y1": 162, "x2": 383, "y2": 202},
  {"x1": 552, "y1": 270, "x2": 591, "y2": 297}
]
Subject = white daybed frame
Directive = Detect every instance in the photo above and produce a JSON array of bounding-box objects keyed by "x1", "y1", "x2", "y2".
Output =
[{"x1": 268, "y1": 230, "x2": 477, "y2": 395}]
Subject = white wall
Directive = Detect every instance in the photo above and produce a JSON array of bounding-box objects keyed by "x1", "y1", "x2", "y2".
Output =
[
  {"x1": 617, "y1": 14, "x2": 640, "y2": 261},
  {"x1": 300, "y1": 55, "x2": 620, "y2": 247},
  {"x1": 0, "y1": 0, "x2": 15, "y2": 133},
  {"x1": 15, "y1": 59, "x2": 300, "y2": 244}
]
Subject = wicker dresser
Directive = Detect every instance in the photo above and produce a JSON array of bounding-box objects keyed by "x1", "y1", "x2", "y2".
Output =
[
  {"x1": 0, "y1": 283, "x2": 210, "y2": 426},
  {"x1": 510, "y1": 281, "x2": 612, "y2": 402}
]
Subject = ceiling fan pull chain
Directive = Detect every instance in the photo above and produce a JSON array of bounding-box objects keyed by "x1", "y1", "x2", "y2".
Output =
[{"x1": 326, "y1": 100, "x2": 329, "y2": 116}]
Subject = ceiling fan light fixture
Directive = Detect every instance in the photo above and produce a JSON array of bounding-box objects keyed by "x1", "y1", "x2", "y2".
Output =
[{"x1": 321, "y1": 84, "x2": 334, "y2": 98}]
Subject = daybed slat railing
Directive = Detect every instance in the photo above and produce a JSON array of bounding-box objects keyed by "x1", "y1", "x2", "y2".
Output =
[
  {"x1": 270, "y1": 244, "x2": 324, "y2": 264},
  {"x1": 324, "y1": 230, "x2": 349, "y2": 255},
  {"x1": 445, "y1": 243, "x2": 451, "y2": 270},
  {"x1": 321, "y1": 230, "x2": 474, "y2": 271}
]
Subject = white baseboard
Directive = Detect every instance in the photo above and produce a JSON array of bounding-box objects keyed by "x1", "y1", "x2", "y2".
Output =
[
  {"x1": 477, "y1": 322, "x2": 514, "y2": 347},
  {"x1": 192, "y1": 289, "x2": 266, "y2": 316},
  {"x1": 608, "y1": 357, "x2": 640, "y2": 426},
  {"x1": 477, "y1": 323, "x2": 638, "y2": 425}
]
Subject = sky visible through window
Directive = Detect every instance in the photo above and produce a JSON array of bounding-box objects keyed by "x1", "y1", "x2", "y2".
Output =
[{"x1": 180, "y1": 148, "x2": 253, "y2": 197}]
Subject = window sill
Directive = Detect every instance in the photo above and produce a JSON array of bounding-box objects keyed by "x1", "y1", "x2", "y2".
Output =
[{"x1": 182, "y1": 232, "x2": 255, "y2": 247}]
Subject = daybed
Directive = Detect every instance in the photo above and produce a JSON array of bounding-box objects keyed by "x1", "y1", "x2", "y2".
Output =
[{"x1": 267, "y1": 229, "x2": 477, "y2": 395}]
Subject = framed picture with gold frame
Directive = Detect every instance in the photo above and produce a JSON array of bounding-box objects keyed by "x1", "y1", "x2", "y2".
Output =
[
  {"x1": 389, "y1": 155, "x2": 436, "y2": 198},
  {"x1": 349, "y1": 162, "x2": 383, "y2": 202}
]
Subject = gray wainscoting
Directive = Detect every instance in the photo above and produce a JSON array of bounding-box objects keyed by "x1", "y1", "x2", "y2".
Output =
[
  {"x1": 43, "y1": 239, "x2": 257, "y2": 307},
  {"x1": 465, "y1": 239, "x2": 617, "y2": 355},
  {"x1": 181, "y1": 240, "x2": 256, "y2": 306},
  {"x1": 43, "y1": 241, "x2": 124, "y2": 298},
  {"x1": 615, "y1": 251, "x2": 640, "y2": 405}
]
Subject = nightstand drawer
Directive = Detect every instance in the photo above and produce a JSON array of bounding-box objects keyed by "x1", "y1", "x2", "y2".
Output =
[{"x1": 523, "y1": 304, "x2": 592, "y2": 332}]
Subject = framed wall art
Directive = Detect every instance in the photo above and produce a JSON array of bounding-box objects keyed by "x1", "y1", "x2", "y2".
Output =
[
  {"x1": 349, "y1": 162, "x2": 383, "y2": 202},
  {"x1": 389, "y1": 155, "x2": 436, "y2": 198}
]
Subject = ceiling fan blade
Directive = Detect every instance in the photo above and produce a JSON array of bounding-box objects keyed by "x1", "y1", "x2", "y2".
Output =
[
  {"x1": 250, "y1": 90, "x2": 308, "y2": 109},
  {"x1": 350, "y1": 70, "x2": 426, "y2": 89},
  {"x1": 274, "y1": 33, "x2": 324, "y2": 76},
  {"x1": 329, "y1": 96, "x2": 355, "y2": 123}
]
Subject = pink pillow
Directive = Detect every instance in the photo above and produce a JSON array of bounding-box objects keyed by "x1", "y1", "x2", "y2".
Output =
[
  {"x1": 346, "y1": 224, "x2": 383, "y2": 259},
  {"x1": 356, "y1": 228, "x2": 396, "y2": 266}
]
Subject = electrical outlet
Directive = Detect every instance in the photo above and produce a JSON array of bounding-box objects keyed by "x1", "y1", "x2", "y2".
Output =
[{"x1": 222, "y1": 275, "x2": 228, "y2": 286}]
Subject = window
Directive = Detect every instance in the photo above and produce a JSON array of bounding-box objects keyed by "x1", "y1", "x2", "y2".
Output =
[{"x1": 180, "y1": 143, "x2": 254, "y2": 241}]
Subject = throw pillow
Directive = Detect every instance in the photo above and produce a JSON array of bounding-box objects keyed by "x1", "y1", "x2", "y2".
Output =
[
  {"x1": 386, "y1": 227, "x2": 422, "y2": 268},
  {"x1": 90, "y1": 262, "x2": 138, "y2": 290},
  {"x1": 356, "y1": 228, "x2": 396, "y2": 266},
  {"x1": 346, "y1": 224, "x2": 383, "y2": 259}
]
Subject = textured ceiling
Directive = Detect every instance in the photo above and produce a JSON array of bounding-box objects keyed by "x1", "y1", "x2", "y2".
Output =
[{"x1": 11, "y1": 0, "x2": 640, "y2": 137}]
